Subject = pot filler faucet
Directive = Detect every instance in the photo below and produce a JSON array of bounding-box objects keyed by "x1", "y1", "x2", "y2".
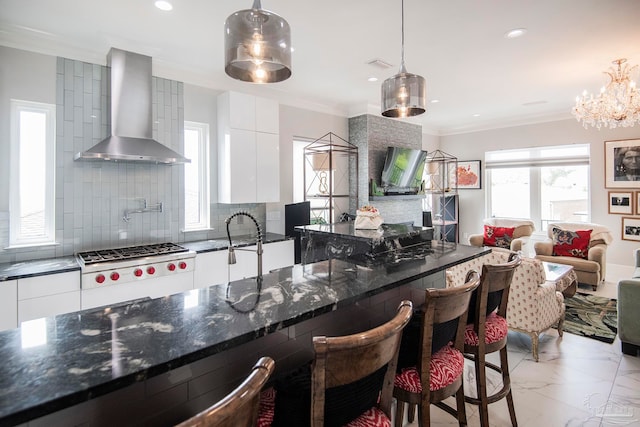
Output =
[{"x1": 225, "y1": 211, "x2": 263, "y2": 277}]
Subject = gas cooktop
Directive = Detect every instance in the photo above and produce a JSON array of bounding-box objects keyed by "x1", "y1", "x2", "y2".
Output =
[{"x1": 76, "y1": 243, "x2": 189, "y2": 265}]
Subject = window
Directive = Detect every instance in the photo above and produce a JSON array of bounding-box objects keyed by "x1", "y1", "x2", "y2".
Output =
[
  {"x1": 485, "y1": 144, "x2": 590, "y2": 231},
  {"x1": 9, "y1": 100, "x2": 56, "y2": 246},
  {"x1": 184, "y1": 121, "x2": 210, "y2": 231}
]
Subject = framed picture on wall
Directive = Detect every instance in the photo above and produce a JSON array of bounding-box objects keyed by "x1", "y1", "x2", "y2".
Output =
[
  {"x1": 456, "y1": 160, "x2": 481, "y2": 189},
  {"x1": 605, "y1": 139, "x2": 640, "y2": 188},
  {"x1": 608, "y1": 191, "x2": 633, "y2": 214},
  {"x1": 622, "y1": 217, "x2": 640, "y2": 241}
]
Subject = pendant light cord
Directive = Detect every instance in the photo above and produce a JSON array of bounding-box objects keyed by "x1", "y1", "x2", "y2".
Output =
[{"x1": 399, "y1": 0, "x2": 407, "y2": 73}]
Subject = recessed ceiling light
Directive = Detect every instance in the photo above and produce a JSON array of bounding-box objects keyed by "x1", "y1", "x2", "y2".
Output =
[
  {"x1": 504, "y1": 28, "x2": 527, "y2": 39},
  {"x1": 430, "y1": 99, "x2": 440, "y2": 103},
  {"x1": 522, "y1": 100, "x2": 548, "y2": 107},
  {"x1": 155, "y1": 0, "x2": 173, "y2": 11},
  {"x1": 368, "y1": 77, "x2": 378, "y2": 82},
  {"x1": 472, "y1": 113, "x2": 481, "y2": 117}
]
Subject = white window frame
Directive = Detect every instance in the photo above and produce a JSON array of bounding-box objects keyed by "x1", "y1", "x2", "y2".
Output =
[
  {"x1": 485, "y1": 144, "x2": 591, "y2": 231},
  {"x1": 9, "y1": 99, "x2": 56, "y2": 247},
  {"x1": 183, "y1": 121, "x2": 210, "y2": 231}
]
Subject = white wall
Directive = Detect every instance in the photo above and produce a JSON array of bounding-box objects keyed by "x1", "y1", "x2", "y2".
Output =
[
  {"x1": 422, "y1": 132, "x2": 440, "y2": 152},
  {"x1": 184, "y1": 83, "x2": 221, "y2": 204},
  {"x1": 0, "y1": 46, "x2": 57, "y2": 212},
  {"x1": 270, "y1": 105, "x2": 348, "y2": 234},
  {"x1": 440, "y1": 119, "x2": 640, "y2": 267}
]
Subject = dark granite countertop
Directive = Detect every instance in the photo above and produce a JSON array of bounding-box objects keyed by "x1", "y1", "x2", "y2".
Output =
[
  {"x1": 0, "y1": 242, "x2": 489, "y2": 425},
  {"x1": 0, "y1": 256, "x2": 81, "y2": 281},
  {"x1": 180, "y1": 232, "x2": 291, "y2": 253},
  {"x1": 295, "y1": 223, "x2": 430, "y2": 242},
  {"x1": 0, "y1": 234, "x2": 290, "y2": 282}
]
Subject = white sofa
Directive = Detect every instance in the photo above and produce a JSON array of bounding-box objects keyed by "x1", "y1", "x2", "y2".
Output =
[{"x1": 446, "y1": 250, "x2": 565, "y2": 361}]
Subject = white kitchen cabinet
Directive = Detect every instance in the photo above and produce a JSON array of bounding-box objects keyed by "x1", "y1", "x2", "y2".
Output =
[
  {"x1": 81, "y1": 272, "x2": 194, "y2": 311},
  {"x1": 263, "y1": 240, "x2": 295, "y2": 272},
  {"x1": 219, "y1": 128, "x2": 258, "y2": 203},
  {"x1": 17, "y1": 271, "x2": 81, "y2": 323},
  {"x1": 256, "y1": 132, "x2": 280, "y2": 203},
  {"x1": 218, "y1": 91, "x2": 280, "y2": 203},
  {"x1": 0, "y1": 280, "x2": 18, "y2": 331},
  {"x1": 229, "y1": 240, "x2": 294, "y2": 281},
  {"x1": 193, "y1": 240, "x2": 294, "y2": 289},
  {"x1": 193, "y1": 250, "x2": 229, "y2": 289}
]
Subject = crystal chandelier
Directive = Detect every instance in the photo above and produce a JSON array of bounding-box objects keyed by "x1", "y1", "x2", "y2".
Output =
[{"x1": 572, "y1": 58, "x2": 640, "y2": 129}]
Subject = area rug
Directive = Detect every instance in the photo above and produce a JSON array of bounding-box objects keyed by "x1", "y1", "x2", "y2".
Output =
[{"x1": 560, "y1": 293, "x2": 618, "y2": 344}]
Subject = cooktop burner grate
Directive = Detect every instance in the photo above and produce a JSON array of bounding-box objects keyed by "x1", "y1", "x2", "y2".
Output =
[{"x1": 77, "y1": 243, "x2": 188, "y2": 265}]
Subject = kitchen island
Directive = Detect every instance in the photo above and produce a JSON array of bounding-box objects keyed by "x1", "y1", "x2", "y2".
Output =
[
  {"x1": 297, "y1": 222, "x2": 434, "y2": 265},
  {"x1": 0, "y1": 242, "x2": 489, "y2": 426}
]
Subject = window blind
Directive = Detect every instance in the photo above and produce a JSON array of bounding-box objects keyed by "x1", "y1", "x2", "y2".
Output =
[{"x1": 485, "y1": 144, "x2": 590, "y2": 169}]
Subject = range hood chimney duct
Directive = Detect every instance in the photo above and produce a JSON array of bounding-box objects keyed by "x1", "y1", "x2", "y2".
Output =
[{"x1": 74, "y1": 48, "x2": 190, "y2": 164}]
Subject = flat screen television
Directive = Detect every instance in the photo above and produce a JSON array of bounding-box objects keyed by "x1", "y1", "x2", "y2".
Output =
[{"x1": 380, "y1": 146, "x2": 427, "y2": 194}]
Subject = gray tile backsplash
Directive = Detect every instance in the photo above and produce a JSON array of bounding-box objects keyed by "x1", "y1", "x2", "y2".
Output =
[{"x1": 0, "y1": 57, "x2": 264, "y2": 264}]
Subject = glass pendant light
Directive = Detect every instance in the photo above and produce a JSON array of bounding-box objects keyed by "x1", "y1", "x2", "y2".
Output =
[
  {"x1": 224, "y1": 0, "x2": 292, "y2": 83},
  {"x1": 381, "y1": 0, "x2": 426, "y2": 118}
]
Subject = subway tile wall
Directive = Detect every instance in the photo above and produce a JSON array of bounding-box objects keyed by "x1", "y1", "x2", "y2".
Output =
[{"x1": 0, "y1": 58, "x2": 264, "y2": 264}]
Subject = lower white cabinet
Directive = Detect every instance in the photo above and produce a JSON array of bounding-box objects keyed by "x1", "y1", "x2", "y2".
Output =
[
  {"x1": 0, "y1": 280, "x2": 18, "y2": 331},
  {"x1": 193, "y1": 250, "x2": 230, "y2": 289},
  {"x1": 263, "y1": 240, "x2": 295, "y2": 272},
  {"x1": 81, "y1": 272, "x2": 194, "y2": 311},
  {"x1": 193, "y1": 240, "x2": 294, "y2": 289},
  {"x1": 17, "y1": 271, "x2": 81, "y2": 323}
]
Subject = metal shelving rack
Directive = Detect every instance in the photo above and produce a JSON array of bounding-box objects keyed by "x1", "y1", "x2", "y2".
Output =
[
  {"x1": 303, "y1": 132, "x2": 358, "y2": 224},
  {"x1": 424, "y1": 150, "x2": 459, "y2": 242}
]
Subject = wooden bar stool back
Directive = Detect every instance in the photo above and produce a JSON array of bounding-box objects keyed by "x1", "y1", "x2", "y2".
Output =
[
  {"x1": 311, "y1": 300, "x2": 413, "y2": 427},
  {"x1": 393, "y1": 270, "x2": 481, "y2": 427},
  {"x1": 464, "y1": 252, "x2": 521, "y2": 427},
  {"x1": 176, "y1": 356, "x2": 275, "y2": 427}
]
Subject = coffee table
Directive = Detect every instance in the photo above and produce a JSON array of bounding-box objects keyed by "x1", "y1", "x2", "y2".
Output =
[{"x1": 542, "y1": 261, "x2": 578, "y2": 297}]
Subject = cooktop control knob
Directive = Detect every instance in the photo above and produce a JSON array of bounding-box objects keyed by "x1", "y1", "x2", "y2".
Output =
[
  {"x1": 167, "y1": 263, "x2": 176, "y2": 271},
  {"x1": 147, "y1": 266, "x2": 156, "y2": 275},
  {"x1": 179, "y1": 261, "x2": 187, "y2": 270},
  {"x1": 96, "y1": 274, "x2": 105, "y2": 284},
  {"x1": 134, "y1": 268, "x2": 143, "y2": 277},
  {"x1": 110, "y1": 272, "x2": 120, "y2": 281}
]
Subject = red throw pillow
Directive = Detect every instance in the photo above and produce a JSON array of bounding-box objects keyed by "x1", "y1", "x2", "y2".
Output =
[
  {"x1": 551, "y1": 227, "x2": 592, "y2": 259},
  {"x1": 483, "y1": 225, "x2": 515, "y2": 249}
]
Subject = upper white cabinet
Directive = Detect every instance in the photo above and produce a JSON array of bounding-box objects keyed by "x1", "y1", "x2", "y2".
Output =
[{"x1": 218, "y1": 91, "x2": 280, "y2": 204}]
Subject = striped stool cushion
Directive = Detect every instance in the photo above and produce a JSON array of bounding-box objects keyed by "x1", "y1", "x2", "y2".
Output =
[
  {"x1": 464, "y1": 312, "x2": 508, "y2": 346},
  {"x1": 256, "y1": 388, "x2": 391, "y2": 427},
  {"x1": 345, "y1": 407, "x2": 391, "y2": 427},
  {"x1": 257, "y1": 387, "x2": 276, "y2": 427},
  {"x1": 394, "y1": 345, "x2": 464, "y2": 393}
]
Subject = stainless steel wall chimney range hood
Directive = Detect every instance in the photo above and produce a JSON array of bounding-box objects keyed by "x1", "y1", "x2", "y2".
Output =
[{"x1": 74, "y1": 48, "x2": 190, "y2": 164}]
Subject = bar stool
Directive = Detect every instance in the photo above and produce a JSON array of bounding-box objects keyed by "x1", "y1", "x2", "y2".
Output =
[
  {"x1": 176, "y1": 357, "x2": 274, "y2": 427},
  {"x1": 393, "y1": 270, "x2": 481, "y2": 426},
  {"x1": 464, "y1": 252, "x2": 521, "y2": 427},
  {"x1": 259, "y1": 300, "x2": 413, "y2": 427}
]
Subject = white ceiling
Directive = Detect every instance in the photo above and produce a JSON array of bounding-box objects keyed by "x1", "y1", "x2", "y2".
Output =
[{"x1": 2, "y1": 0, "x2": 640, "y2": 135}]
